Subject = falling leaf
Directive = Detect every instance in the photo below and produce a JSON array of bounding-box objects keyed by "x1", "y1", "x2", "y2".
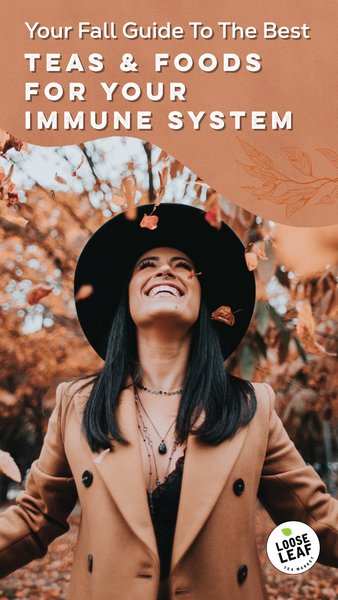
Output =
[
  {"x1": 187, "y1": 270, "x2": 202, "y2": 280},
  {"x1": 0, "y1": 128, "x2": 9, "y2": 152},
  {"x1": 205, "y1": 206, "x2": 221, "y2": 229},
  {"x1": 157, "y1": 149, "x2": 170, "y2": 163},
  {"x1": 211, "y1": 306, "x2": 236, "y2": 326},
  {"x1": 0, "y1": 450, "x2": 21, "y2": 482},
  {"x1": 182, "y1": 177, "x2": 209, "y2": 188},
  {"x1": 296, "y1": 302, "x2": 336, "y2": 356},
  {"x1": 27, "y1": 285, "x2": 54, "y2": 306},
  {"x1": 2, "y1": 164, "x2": 14, "y2": 186},
  {"x1": 1, "y1": 134, "x2": 27, "y2": 155},
  {"x1": 245, "y1": 251, "x2": 258, "y2": 271},
  {"x1": 252, "y1": 242, "x2": 268, "y2": 261},
  {"x1": 123, "y1": 177, "x2": 137, "y2": 220},
  {"x1": 6, "y1": 193, "x2": 19, "y2": 207},
  {"x1": 4, "y1": 213, "x2": 28, "y2": 227},
  {"x1": 140, "y1": 214, "x2": 158, "y2": 230},
  {"x1": 75, "y1": 284, "x2": 94, "y2": 302},
  {"x1": 71, "y1": 154, "x2": 84, "y2": 177},
  {"x1": 155, "y1": 166, "x2": 169, "y2": 206},
  {"x1": 111, "y1": 194, "x2": 126, "y2": 207},
  {"x1": 55, "y1": 173, "x2": 67, "y2": 185}
]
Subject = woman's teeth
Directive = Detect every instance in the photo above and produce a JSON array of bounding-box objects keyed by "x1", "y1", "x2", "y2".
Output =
[{"x1": 148, "y1": 285, "x2": 181, "y2": 298}]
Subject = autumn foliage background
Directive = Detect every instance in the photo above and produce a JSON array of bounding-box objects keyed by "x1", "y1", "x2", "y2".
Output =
[{"x1": 0, "y1": 133, "x2": 338, "y2": 597}]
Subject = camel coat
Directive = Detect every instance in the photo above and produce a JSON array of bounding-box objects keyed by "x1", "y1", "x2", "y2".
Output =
[{"x1": 1, "y1": 381, "x2": 338, "y2": 600}]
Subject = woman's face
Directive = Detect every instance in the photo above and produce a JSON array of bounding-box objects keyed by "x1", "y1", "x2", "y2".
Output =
[{"x1": 129, "y1": 247, "x2": 201, "y2": 331}]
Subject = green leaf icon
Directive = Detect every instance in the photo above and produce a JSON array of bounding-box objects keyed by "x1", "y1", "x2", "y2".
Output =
[{"x1": 281, "y1": 528, "x2": 292, "y2": 536}]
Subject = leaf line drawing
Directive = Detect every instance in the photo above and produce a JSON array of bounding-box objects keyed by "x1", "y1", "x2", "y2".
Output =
[{"x1": 236, "y1": 138, "x2": 338, "y2": 218}]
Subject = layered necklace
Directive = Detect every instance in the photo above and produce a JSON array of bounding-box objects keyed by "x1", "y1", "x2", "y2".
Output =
[{"x1": 134, "y1": 388, "x2": 179, "y2": 513}]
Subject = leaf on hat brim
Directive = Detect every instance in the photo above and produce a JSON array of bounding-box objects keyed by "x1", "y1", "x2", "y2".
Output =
[
  {"x1": 27, "y1": 285, "x2": 54, "y2": 306},
  {"x1": 211, "y1": 306, "x2": 236, "y2": 326},
  {"x1": 245, "y1": 251, "x2": 258, "y2": 271},
  {"x1": 4, "y1": 213, "x2": 28, "y2": 227},
  {"x1": 140, "y1": 214, "x2": 158, "y2": 230},
  {"x1": 71, "y1": 154, "x2": 84, "y2": 177},
  {"x1": 111, "y1": 194, "x2": 126, "y2": 207},
  {"x1": 205, "y1": 206, "x2": 221, "y2": 229},
  {"x1": 55, "y1": 173, "x2": 67, "y2": 185},
  {"x1": 187, "y1": 270, "x2": 202, "y2": 280},
  {"x1": 0, "y1": 450, "x2": 21, "y2": 482},
  {"x1": 75, "y1": 284, "x2": 94, "y2": 302},
  {"x1": 296, "y1": 301, "x2": 337, "y2": 356}
]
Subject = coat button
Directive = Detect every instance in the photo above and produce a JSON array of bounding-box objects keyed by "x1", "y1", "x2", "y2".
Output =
[
  {"x1": 88, "y1": 554, "x2": 93, "y2": 572},
  {"x1": 82, "y1": 470, "x2": 93, "y2": 487},
  {"x1": 237, "y1": 564, "x2": 248, "y2": 584},
  {"x1": 233, "y1": 478, "x2": 245, "y2": 496}
]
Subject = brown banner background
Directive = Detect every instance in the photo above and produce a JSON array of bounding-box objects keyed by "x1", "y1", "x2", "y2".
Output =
[{"x1": 1, "y1": 0, "x2": 338, "y2": 226}]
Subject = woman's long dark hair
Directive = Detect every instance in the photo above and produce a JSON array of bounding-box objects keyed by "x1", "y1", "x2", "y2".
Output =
[{"x1": 67, "y1": 277, "x2": 257, "y2": 453}]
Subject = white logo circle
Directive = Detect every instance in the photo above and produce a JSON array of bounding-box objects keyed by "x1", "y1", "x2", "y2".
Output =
[{"x1": 266, "y1": 521, "x2": 320, "y2": 574}]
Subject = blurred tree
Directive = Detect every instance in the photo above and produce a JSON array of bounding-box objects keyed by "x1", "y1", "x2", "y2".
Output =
[{"x1": 0, "y1": 133, "x2": 337, "y2": 502}]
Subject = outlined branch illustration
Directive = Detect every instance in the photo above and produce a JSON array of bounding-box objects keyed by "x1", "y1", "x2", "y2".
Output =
[{"x1": 236, "y1": 138, "x2": 338, "y2": 218}]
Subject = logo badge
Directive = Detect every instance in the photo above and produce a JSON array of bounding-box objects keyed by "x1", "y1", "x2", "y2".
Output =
[{"x1": 266, "y1": 521, "x2": 320, "y2": 574}]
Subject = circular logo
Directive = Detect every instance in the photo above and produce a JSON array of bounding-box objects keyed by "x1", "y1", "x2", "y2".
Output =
[{"x1": 266, "y1": 521, "x2": 320, "y2": 574}]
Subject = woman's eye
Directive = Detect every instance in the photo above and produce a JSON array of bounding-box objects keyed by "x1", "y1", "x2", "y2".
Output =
[
  {"x1": 139, "y1": 260, "x2": 156, "y2": 270},
  {"x1": 174, "y1": 260, "x2": 192, "y2": 271}
]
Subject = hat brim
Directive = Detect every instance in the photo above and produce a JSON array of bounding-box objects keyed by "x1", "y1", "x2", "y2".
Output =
[{"x1": 74, "y1": 203, "x2": 255, "y2": 360}]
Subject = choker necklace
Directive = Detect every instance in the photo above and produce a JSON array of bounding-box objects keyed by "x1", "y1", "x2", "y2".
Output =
[
  {"x1": 137, "y1": 383, "x2": 183, "y2": 396},
  {"x1": 136, "y1": 392, "x2": 176, "y2": 455}
]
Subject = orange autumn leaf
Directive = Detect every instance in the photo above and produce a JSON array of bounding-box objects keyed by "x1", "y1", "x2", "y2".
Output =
[
  {"x1": 27, "y1": 285, "x2": 54, "y2": 306},
  {"x1": 111, "y1": 194, "x2": 126, "y2": 207},
  {"x1": 0, "y1": 450, "x2": 22, "y2": 482},
  {"x1": 1, "y1": 134, "x2": 27, "y2": 155},
  {"x1": 71, "y1": 154, "x2": 84, "y2": 177},
  {"x1": 155, "y1": 166, "x2": 169, "y2": 206},
  {"x1": 123, "y1": 177, "x2": 137, "y2": 220},
  {"x1": 205, "y1": 206, "x2": 221, "y2": 229},
  {"x1": 55, "y1": 173, "x2": 67, "y2": 185},
  {"x1": 140, "y1": 214, "x2": 158, "y2": 230},
  {"x1": 2, "y1": 163, "x2": 14, "y2": 186},
  {"x1": 253, "y1": 242, "x2": 268, "y2": 261},
  {"x1": 75, "y1": 284, "x2": 94, "y2": 302},
  {"x1": 245, "y1": 251, "x2": 258, "y2": 271},
  {"x1": 211, "y1": 306, "x2": 236, "y2": 326},
  {"x1": 0, "y1": 129, "x2": 9, "y2": 152},
  {"x1": 296, "y1": 302, "x2": 336, "y2": 356},
  {"x1": 187, "y1": 270, "x2": 202, "y2": 280},
  {"x1": 4, "y1": 213, "x2": 28, "y2": 227}
]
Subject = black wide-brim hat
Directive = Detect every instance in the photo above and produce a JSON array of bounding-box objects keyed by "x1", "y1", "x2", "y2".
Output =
[{"x1": 74, "y1": 203, "x2": 255, "y2": 360}]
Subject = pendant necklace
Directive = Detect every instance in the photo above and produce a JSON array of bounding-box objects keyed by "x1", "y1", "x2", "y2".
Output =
[
  {"x1": 136, "y1": 389, "x2": 176, "y2": 455},
  {"x1": 134, "y1": 392, "x2": 178, "y2": 513}
]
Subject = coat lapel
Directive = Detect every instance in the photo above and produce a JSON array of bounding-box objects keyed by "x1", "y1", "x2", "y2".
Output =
[
  {"x1": 171, "y1": 424, "x2": 249, "y2": 572},
  {"x1": 91, "y1": 386, "x2": 158, "y2": 564},
  {"x1": 87, "y1": 384, "x2": 249, "y2": 572}
]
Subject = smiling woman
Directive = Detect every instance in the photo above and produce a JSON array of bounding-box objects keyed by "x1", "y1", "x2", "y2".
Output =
[{"x1": 1, "y1": 203, "x2": 338, "y2": 600}]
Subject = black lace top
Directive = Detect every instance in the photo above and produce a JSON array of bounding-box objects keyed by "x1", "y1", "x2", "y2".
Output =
[{"x1": 147, "y1": 453, "x2": 185, "y2": 581}]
